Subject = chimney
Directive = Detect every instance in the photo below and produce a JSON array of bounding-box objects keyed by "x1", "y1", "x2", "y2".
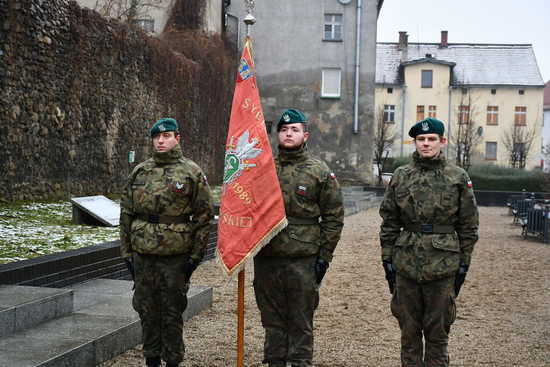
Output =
[
  {"x1": 398, "y1": 31, "x2": 408, "y2": 50},
  {"x1": 440, "y1": 30, "x2": 448, "y2": 48}
]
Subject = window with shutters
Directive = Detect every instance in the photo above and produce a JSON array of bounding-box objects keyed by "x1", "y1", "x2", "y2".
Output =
[
  {"x1": 458, "y1": 105, "x2": 470, "y2": 124},
  {"x1": 324, "y1": 14, "x2": 343, "y2": 41},
  {"x1": 487, "y1": 106, "x2": 498, "y2": 125},
  {"x1": 514, "y1": 106, "x2": 527, "y2": 126},
  {"x1": 416, "y1": 105, "x2": 425, "y2": 121},
  {"x1": 321, "y1": 68, "x2": 341, "y2": 98},
  {"x1": 428, "y1": 105, "x2": 437, "y2": 118}
]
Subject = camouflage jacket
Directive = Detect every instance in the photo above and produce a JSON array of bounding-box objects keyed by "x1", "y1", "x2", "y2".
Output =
[
  {"x1": 119, "y1": 144, "x2": 214, "y2": 262},
  {"x1": 379, "y1": 152, "x2": 479, "y2": 282},
  {"x1": 258, "y1": 146, "x2": 344, "y2": 262}
]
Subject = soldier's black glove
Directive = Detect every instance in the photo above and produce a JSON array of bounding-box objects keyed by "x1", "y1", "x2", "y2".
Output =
[
  {"x1": 314, "y1": 258, "x2": 329, "y2": 284},
  {"x1": 182, "y1": 258, "x2": 199, "y2": 280},
  {"x1": 124, "y1": 258, "x2": 135, "y2": 281},
  {"x1": 454, "y1": 264, "x2": 469, "y2": 297},
  {"x1": 382, "y1": 260, "x2": 396, "y2": 294}
]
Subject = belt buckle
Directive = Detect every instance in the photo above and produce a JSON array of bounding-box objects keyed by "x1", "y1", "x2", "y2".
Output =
[
  {"x1": 148, "y1": 214, "x2": 160, "y2": 224},
  {"x1": 420, "y1": 224, "x2": 433, "y2": 233}
]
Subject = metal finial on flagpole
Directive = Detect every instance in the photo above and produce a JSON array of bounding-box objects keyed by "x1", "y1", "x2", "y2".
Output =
[{"x1": 243, "y1": 0, "x2": 256, "y2": 36}]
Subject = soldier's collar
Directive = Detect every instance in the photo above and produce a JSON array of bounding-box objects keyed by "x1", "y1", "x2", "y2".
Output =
[
  {"x1": 278, "y1": 145, "x2": 308, "y2": 163},
  {"x1": 412, "y1": 151, "x2": 445, "y2": 170},
  {"x1": 152, "y1": 143, "x2": 184, "y2": 165}
]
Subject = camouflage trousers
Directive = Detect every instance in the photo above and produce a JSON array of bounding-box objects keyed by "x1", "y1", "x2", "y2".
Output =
[
  {"x1": 391, "y1": 274, "x2": 457, "y2": 367},
  {"x1": 132, "y1": 253, "x2": 190, "y2": 364},
  {"x1": 253, "y1": 256, "x2": 320, "y2": 367}
]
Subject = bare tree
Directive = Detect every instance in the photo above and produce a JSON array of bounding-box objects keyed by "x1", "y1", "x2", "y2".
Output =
[
  {"x1": 450, "y1": 91, "x2": 483, "y2": 171},
  {"x1": 502, "y1": 124, "x2": 538, "y2": 169},
  {"x1": 373, "y1": 104, "x2": 398, "y2": 185},
  {"x1": 92, "y1": 0, "x2": 164, "y2": 23}
]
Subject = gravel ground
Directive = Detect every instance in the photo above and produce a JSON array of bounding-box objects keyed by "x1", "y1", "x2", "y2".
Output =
[{"x1": 102, "y1": 206, "x2": 550, "y2": 366}]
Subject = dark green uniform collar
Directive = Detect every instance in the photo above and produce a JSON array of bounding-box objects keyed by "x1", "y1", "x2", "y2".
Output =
[
  {"x1": 278, "y1": 145, "x2": 309, "y2": 164},
  {"x1": 412, "y1": 151, "x2": 446, "y2": 170},
  {"x1": 152, "y1": 143, "x2": 184, "y2": 165}
]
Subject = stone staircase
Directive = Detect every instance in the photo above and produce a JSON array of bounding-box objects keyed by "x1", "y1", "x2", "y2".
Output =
[
  {"x1": 0, "y1": 229, "x2": 217, "y2": 367},
  {"x1": 0, "y1": 280, "x2": 212, "y2": 367}
]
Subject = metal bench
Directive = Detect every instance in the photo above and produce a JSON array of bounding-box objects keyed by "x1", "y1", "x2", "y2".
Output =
[
  {"x1": 521, "y1": 203, "x2": 550, "y2": 243},
  {"x1": 512, "y1": 198, "x2": 535, "y2": 224},
  {"x1": 506, "y1": 194, "x2": 526, "y2": 216}
]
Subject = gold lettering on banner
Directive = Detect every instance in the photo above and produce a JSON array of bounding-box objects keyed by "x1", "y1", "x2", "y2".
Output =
[
  {"x1": 241, "y1": 98, "x2": 264, "y2": 121},
  {"x1": 221, "y1": 212, "x2": 253, "y2": 228},
  {"x1": 232, "y1": 182, "x2": 252, "y2": 205}
]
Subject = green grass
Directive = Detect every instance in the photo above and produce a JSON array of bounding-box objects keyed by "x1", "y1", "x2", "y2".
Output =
[
  {"x1": 0, "y1": 187, "x2": 223, "y2": 265},
  {"x1": 0, "y1": 201, "x2": 119, "y2": 264}
]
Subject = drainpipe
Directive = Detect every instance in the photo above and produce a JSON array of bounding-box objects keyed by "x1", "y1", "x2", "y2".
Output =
[
  {"x1": 447, "y1": 86, "x2": 452, "y2": 158},
  {"x1": 353, "y1": 0, "x2": 362, "y2": 134},
  {"x1": 400, "y1": 85, "x2": 407, "y2": 156}
]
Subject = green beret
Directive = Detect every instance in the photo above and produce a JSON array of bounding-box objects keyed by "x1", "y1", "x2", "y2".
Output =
[
  {"x1": 277, "y1": 108, "x2": 307, "y2": 131},
  {"x1": 150, "y1": 118, "x2": 179, "y2": 137},
  {"x1": 408, "y1": 117, "x2": 445, "y2": 138}
]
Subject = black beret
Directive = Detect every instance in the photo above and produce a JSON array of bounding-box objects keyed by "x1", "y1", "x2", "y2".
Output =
[
  {"x1": 277, "y1": 108, "x2": 307, "y2": 131},
  {"x1": 150, "y1": 118, "x2": 179, "y2": 137},
  {"x1": 408, "y1": 117, "x2": 445, "y2": 138}
]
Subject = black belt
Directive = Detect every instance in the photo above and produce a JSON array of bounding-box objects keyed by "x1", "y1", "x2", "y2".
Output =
[
  {"x1": 135, "y1": 213, "x2": 191, "y2": 224},
  {"x1": 404, "y1": 224, "x2": 455, "y2": 234},
  {"x1": 287, "y1": 216, "x2": 319, "y2": 225}
]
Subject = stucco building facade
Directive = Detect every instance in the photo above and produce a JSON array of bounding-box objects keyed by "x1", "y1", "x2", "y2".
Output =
[
  {"x1": 227, "y1": 0, "x2": 383, "y2": 183},
  {"x1": 375, "y1": 31, "x2": 545, "y2": 170}
]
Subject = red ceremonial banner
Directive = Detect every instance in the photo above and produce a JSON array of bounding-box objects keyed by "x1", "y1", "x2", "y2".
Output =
[{"x1": 216, "y1": 37, "x2": 287, "y2": 277}]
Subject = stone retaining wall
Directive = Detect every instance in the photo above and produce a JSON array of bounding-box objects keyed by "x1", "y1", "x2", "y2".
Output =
[{"x1": 0, "y1": 0, "x2": 234, "y2": 202}]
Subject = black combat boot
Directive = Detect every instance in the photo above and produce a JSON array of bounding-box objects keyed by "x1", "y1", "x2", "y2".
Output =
[
  {"x1": 165, "y1": 363, "x2": 179, "y2": 367},
  {"x1": 145, "y1": 356, "x2": 161, "y2": 367}
]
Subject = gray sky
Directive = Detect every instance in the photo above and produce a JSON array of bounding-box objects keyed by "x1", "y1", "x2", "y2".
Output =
[{"x1": 377, "y1": 0, "x2": 550, "y2": 83}]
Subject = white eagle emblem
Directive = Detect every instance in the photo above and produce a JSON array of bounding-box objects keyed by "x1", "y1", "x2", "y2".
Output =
[
  {"x1": 175, "y1": 182, "x2": 184, "y2": 190},
  {"x1": 283, "y1": 114, "x2": 291, "y2": 122},
  {"x1": 421, "y1": 122, "x2": 429, "y2": 131}
]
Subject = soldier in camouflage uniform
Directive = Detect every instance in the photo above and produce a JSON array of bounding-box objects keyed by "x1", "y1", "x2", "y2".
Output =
[
  {"x1": 253, "y1": 108, "x2": 344, "y2": 367},
  {"x1": 119, "y1": 118, "x2": 213, "y2": 367},
  {"x1": 379, "y1": 117, "x2": 479, "y2": 367}
]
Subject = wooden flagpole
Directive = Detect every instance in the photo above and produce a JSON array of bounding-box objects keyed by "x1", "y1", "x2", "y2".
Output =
[
  {"x1": 237, "y1": 270, "x2": 245, "y2": 366},
  {"x1": 236, "y1": 6, "x2": 255, "y2": 366}
]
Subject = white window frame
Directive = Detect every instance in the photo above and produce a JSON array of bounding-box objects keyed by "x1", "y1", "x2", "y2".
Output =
[
  {"x1": 485, "y1": 141, "x2": 497, "y2": 160},
  {"x1": 321, "y1": 68, "x2": 341, "y2": 98},
  {"x1": 487, "y1": 105, "x2": 498, "y2": 125},
  {"x1": 428, "y1": 105, "x2": 437, "y2": 118},
  {"x1": 421, "y1": 70, "x2": 433, "y2": 88},
  {"x1": 383, "y1": 105, "x2": 395, "y2": 123},
  {"x1": 324, "y1": 14, "x2": 343, "y2": 41}
]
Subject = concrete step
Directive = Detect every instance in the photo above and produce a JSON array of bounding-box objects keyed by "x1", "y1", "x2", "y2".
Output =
[
  {"x1": 0, "y1": 285, "x2": 74, "y2": 338},
  {"x1": 0, "y1": 279, "x2": 213, "y2": 367}
]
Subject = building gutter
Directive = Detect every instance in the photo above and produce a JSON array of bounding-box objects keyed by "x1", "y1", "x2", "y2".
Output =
[{"x1": 353, "y1": 0, "x2": 362, "y2": 134}]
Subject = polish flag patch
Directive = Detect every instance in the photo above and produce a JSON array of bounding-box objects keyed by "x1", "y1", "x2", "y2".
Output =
[{"x1": 467, "y1": 180, "x2": 473, "y2": 188}]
